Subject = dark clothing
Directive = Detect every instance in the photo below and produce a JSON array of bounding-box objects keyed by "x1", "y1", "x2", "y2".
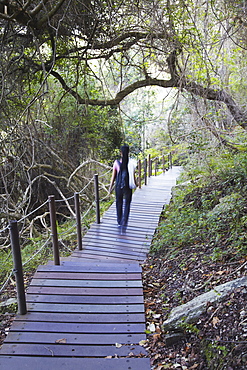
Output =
[
  {"x1": 116, "y1": 160, "x2": 129, "y2": 190},
  {"x1": 112, "y1": 157, "x2": 136, "y2": 226},
  {"x1": 115, "y1": 186, "x2": 132, "y2": 225}
]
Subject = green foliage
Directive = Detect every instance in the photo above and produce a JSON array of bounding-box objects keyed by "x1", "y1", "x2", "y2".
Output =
[
  {"x1": 40, "y1": 76, "x2": 124, "y2": 164},
  {"x1": 203, "y1": 340, "x2": 230, "y2": 369},
  {"x1": 151, "y1": 147, "x2": 247, "y2": 260},
  {"x1": 0, "y1": 196, "x2": 113, "y2": 313},
  {"x1": 179, "y1": 321, "x2": 200, "y2": 335}
]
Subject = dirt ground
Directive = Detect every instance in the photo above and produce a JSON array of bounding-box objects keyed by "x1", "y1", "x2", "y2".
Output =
[{"x1": 142, "y1": 245, "x2": 247, "y2": 369}]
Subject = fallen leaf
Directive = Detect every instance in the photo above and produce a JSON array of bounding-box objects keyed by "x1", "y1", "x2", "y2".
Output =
[
  {"x1": 148, "y1": 323, "x2": 156, "y2": 332},
  {"x1": 115, "y1": 343, "x2": 122, "y2": 348},
  {"x1": 156, "y1": 326, "x2": 161, "y2": 334},
  {"x1": 216, "y1": 270, "x2": 226, "y2": 275},
  {"x1": 55, "y1": 338, "x2": 67, "y2": 344},
  {"x1": 153, "y1": 333, "x2": 161, "y2": 342},
  {"x1": 153, "y1": 313, "x2": 161, "y2": 319},
  {"x1": 154, "y1": 353, "x2": 161, "y2": 359},
  {"x1": 212, "y1": 316, "x2": 220, "y2": 327}
]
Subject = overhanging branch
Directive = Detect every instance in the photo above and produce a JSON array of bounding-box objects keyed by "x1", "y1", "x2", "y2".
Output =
[{"x1": 51, "y1": 68, "x2": 247, "y2": 129}]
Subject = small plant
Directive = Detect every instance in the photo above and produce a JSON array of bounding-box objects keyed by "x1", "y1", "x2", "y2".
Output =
[
  {"x1": 203, "y1": 340, "x2": 230, "y2": 369},
  {"x1": 179, "y1": 321, "x2": 200, "y2": 335}
]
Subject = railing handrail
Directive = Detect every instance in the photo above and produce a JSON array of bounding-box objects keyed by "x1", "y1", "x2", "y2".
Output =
[{"x1": 1, "y1": 152, "x2": 173, "y2": 314}]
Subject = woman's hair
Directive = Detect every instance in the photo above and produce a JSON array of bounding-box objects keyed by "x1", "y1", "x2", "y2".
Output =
[{"x1": 120, "y1": 144, "x2": 129, "y2": 170}]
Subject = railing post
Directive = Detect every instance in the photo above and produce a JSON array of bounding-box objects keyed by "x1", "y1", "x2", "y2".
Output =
[
  {"x1": 9, "y1": 220, "x2": 27, "y2": 315},
  {"x1": 144, "y1": 158, "x2": 147, "y2": 185},
  {"x1": 148, "y1": 154, "x2": 151, "y2": 177},
  {"x1": 48, "y1": 195, "x2": 60, "y2": 265},
  {"x1": 169, "y1": 152, "x2": 172, "y2": 168},
  {"x1": 74, "y1": 192, "x2": 83, "y2": 251},
  {"x1": 138, "y1": 159, "x2": 142, "y2": 189},
  {"x1": 94, "y1": 174, "x2": 100, "y2": 224},
  {"x1": 162, "y1": 154, "x2": 165, "y2": 172},
  {"x1": 155, "y1": 158, "x2": 158, "y2": 176}
]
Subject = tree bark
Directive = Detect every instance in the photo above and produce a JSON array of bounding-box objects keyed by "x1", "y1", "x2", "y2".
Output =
[{"x1": 53, "y1": 71, "x2": 247, "y2": 129}]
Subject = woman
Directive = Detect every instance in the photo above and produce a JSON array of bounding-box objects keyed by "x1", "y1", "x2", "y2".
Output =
[{"x1": 109, "y1": 144, "x2": 137, "y2": 226}]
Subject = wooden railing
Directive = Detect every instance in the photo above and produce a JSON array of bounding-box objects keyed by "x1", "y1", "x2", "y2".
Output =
[
  {"x1": 137, "y1": 153, "x2": 172, "y2": 188},
  {"x1": 2, "y1": 153, "x2": 172, "y2": 314}
]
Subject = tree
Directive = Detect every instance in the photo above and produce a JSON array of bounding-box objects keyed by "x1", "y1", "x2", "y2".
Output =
[
  {"x1": 1, "y1": 0, "x2": 247, "y2": 128},
  {"x1": 1, "y1": 0, "x2": 247, "y2": 228}
]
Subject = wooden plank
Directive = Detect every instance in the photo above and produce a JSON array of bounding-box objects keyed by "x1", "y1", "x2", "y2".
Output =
[
  {"x1": 4, "y1": 332, "x2": 146, "y2": 344},
  {"x1": 37, "y1": 261, "x2": 142, "y2": 275},
  {"x1": 89, "y1": 222, "x2": 157, "y2": 233},
  {"x1": 14, "y1": 312, "x2": 146, "y2": 323},
  {"x1": 77, "y1": 241, "x2": 149, "y2": 250},
  {"x1": 0, "y1": 357, "x2": 151, "y2": 370},
  {"x1": 81, "y1": 240, "x2": 151, "y2": 251},
  {"x1": 71, "y1": 248, "x2": 148, "y2": 259},
  {"x1": 30, "y1": 279, "x2": 142, "y2": 288},
  {"x1": 82, "y1": 235, "x2": 146, "y2": 246},
  {"x1": 80, "y1": 243, "x2": 149, "y2": 255},
  {"x1": 78, "y1": 241, "x2": 150, "y2": 250},
  {"x1": 0, "y1": 343, "x2": 147, "y2": 357},
  {"x1": 86, "y1": 228, "x2": 152, "y2": 239},
  {"x1": 33, "y1": 271, "x2": 142, "y2": 280},
  {"x1": 26, "y1": 294, "x2": 143, "y2": 304},
  {"x1": 67, "y1": 253, "x2": 143, "y2": 263},
  {"x1": 26, "y1": 302, "x2": 144, "y2": 313},
  {"x1": 27, "y1": 286, "x2": 143, "y2": 296},
  {"x1": 85, "y1": 226, "x2": 150, "y2": 235},
  {"x1": 38, "y1": 262, "x2": 142, "y2": 272},
  {"x1": 77, "y1": 240, "x2": 150, "y2": 252},
  {"x1": 102, "y1": 216, "x2": 158, "y2": 226},
  {"x1": 81, "y1": 234, "x2": 151, "y2": 245},
  {"x1": 7, "y1": 321, "x2": 146, "y2": 333},
  {"x1": 95, "y1": 217, "x2": 157, "y2": 226}
]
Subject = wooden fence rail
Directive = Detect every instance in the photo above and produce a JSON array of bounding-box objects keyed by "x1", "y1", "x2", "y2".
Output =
[{"x1": 8, "y1": 153, "x2": 172, "y2": 315}]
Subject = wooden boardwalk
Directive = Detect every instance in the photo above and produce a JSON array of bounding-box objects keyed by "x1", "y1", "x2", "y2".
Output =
[{"x1": 0, "y1": 167, "x2": 181, "y2": 370}]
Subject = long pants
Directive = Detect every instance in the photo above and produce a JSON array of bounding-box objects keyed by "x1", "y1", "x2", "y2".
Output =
[{"x1": 115, "y1": 186, "x2": 132, "y2": 225}]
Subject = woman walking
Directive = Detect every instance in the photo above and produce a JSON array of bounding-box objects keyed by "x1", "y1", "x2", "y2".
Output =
[{"x1": 109, "y1": 144, "x2": 136, "y2": 226}]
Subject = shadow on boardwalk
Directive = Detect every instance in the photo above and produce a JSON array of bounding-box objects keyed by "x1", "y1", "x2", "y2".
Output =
[{"x1": 0, "y1": 167, "x2": 182, "y2": 370}]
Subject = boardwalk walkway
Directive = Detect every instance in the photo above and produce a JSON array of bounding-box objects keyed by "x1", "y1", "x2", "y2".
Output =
[{"x1": 0, "y1": 167, "x2": 182, "y2": 370}]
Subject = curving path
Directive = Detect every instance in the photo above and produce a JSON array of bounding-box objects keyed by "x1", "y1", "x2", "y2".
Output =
[{"x1": 0, "y1": 167, "x2": 182, "y2": 370}]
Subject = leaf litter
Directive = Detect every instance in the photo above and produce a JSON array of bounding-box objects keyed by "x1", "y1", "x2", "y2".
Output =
[{"x1": 142, "y1": 245, "x2": 247, "y2": 369}]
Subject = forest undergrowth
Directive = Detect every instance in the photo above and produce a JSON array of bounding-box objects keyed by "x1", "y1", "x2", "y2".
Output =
[
  {"x1": 143, "y1": 148, "x2": 247, "y2": 369},
  {"x1": 1, "y1": 147, "x2": 247, "y2": 369}
]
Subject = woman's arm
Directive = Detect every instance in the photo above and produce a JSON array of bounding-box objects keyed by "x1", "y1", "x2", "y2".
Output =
[
  {"x1": 109, "y1": 168, "x2": 117, "y2": 193},
  {"x1": 134, "y1": 171, "x2": 138, "y2": 187}
]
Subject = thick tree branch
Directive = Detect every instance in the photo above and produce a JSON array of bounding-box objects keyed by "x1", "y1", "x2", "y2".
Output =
[
  {"x1": 36, "y1": 0, "x2": 67, "y2": 29},
  {"x1": 183, "y1": 81, "x2": 247, "y2": 129},
  {"x1": 29, "y1": 0, "x2": 50, "y2": 17},
  {"x1": 51, "y1": 67, "x2": 247, "y2": 129}
]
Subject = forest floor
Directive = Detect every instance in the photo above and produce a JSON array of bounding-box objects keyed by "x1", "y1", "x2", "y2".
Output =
[
  {"x1": 142, "y1": 243, "x2": 247, "y2": 370},
  {"x1": 1, "y1": 245, "x2": 247, "y2": 370}
]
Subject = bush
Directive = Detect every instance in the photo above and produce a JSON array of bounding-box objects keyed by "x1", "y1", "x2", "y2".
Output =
[{"x1": 151, "y1": 149, "x2": 247, "y2": 259}]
